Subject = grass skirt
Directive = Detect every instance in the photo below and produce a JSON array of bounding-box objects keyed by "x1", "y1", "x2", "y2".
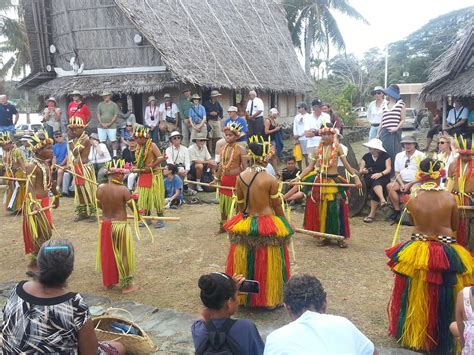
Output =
[
  {"x1": 385, "y1": 235, "x2": 474, "y2": 353},
  {"x1": 22, "y1": 196, "x2": 52, "y2": 257},
  {"x1": 136, "y1": 172, "x2": 164, "y2": 215},
  {"x1": 96, "y1": 220, "x2": 135, "y2": 288},
  {"x1": 219, "y1": 175, "x2": 238, "y2": 219},
  {"x1": 303, "y1": 172, "x2": 350, "y2": 238},
  {"x1": 73, "y1": 162, "x2": 97, "y2": 216},
  {"x1": 454, "y1": 193, "x2": 473, "y2": 248},
  {"x1": 224, "y1": 213, "x2": 293, "y2": 307},
  {"x1": 4, "y1": 170, "x2": 26, "y2": 213}
]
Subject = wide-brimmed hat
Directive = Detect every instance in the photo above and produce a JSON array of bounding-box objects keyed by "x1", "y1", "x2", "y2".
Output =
[
  {"x1": 192, "y1": 133, "x2": 209, "y2": 142},
  {"x1": 227, "y1": 106, "x2": 238, "y2": 112},
  {"x1": 70, "y1": 90, "x2": 82, "y2": 96},
  {"x1": 147, "y1": 96, "x2": 157, "y2": 103},
  {"x1": 169, "y1": 131, "x2": 183, "y2": 141},
  {"x1": 191, "y1": 94, "x2": 201, "y2": 101},
  {"x1": 90, "y1": 133, "x2": 100, "y2": 141},
  {"x1": 163, "y1": 93, "x2": 171, "y2": 99},
  {"x1": 363, "y1": 138, "x2": 386, "y2": 152},
  {"x1": 400, "y1": 135, "x2": 417, "y2": 145},
  {"x1": 20, "y1": 135, "x2": 33, "y2": 142},
  {"x1": 210, "y1": 90, "x2": 222, "y2": 97},
  {"x1": 371, "y1": 86, "x2": 384, "y2": 95},
  {"x1": 46, "y1": 97, "x2": 57, "y2": 104},
  {"x1": 100, "y1": 91, "x2": 112, "y2": 97},
  {"x1": 383, "y1": 85, "x2": 401, "y2": 100}
]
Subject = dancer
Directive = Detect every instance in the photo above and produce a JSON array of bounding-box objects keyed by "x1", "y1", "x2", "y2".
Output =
[
  {"x1": 296, "y1": 126, "x2": 361, "y2": 248},
  {"x1": 68, "y1": 117, "x2": 97, "y2": 221},
  {"x1": 214, "y1": 122, "x2": 247, "y2": 232},
  {"x1": 23, "y1": 132, "x2": 59, "y2": 273},
  {"x1": 386, "y1": 158, "x2": 473, "y2": 354},
  {"x1": 0, "y1": 132, "x2": 26, "y2": 213},
  {"x1": 132, "y1": 126, "x2": 165, "y2": 228},
  {"x1": 96, "y1": 159, "x2": 140, "y2": 293},
  {"x1": 224, "y1": 136, "x2": 293, "y2": 308}
]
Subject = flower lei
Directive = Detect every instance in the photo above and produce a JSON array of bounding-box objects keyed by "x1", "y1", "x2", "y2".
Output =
[
  {"x1": 317, "y1": 142, "x2": 337, "y2": 172},
  {"x1": 221, "y1": 143, "x2": 238, "y2": 173},
  {"x1": 135, "y1": 139, "x2": 152, "y2": 170},
  {"x1": 32, "y1": 158, "x2": 51, "y2": 191},
  {"x1": 416, "y1": 169, "x2": 446, "y2": 182}
]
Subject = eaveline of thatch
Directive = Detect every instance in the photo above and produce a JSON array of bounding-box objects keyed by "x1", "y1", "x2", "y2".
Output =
[{"x1": 420, "y1": 29, "x2": 473, "y2": 102}]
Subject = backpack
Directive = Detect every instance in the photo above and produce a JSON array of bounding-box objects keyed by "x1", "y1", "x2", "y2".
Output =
[{"x1": 196, "y1": 318, "x2": 242, "y2": 355}]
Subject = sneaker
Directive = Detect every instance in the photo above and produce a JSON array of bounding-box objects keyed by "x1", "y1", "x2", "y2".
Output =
[
  {"x1": 196, "y1": 185, "x2": 204, "y2": 192},
  {"x1": 155, "y1": 221, "x2": 165, "y2": 229}
]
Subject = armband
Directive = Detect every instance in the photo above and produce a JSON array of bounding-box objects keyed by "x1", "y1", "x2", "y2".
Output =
[
  {"x1": 270, "y1": 192, "x2": 281, "y2": 200},
  {"x1": 236, "y1": 198, "x2": 245, "y2": 204}
]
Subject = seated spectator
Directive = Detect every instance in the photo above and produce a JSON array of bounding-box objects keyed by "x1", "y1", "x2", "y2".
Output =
[
  {"x1": 264, "y1": 274, "x2": 376, "y2": 355},
  {"x1": 282, "y1": 156, "x2": 304, "y2": 204},
  {"x1": 122, "y1": 137, "x2": 137, "y2": 191},
  {"x1": 188, "y1": 134, "x2": 216, "y2": 191},
  {"x1": 1, "y1": 239, "x2": 125, "y2": 354},
  {"x1": 165, "y1": 131, "x2": 195, "y2": 195},
  {"x1": 445, "y1": 98, "x2": 468, "y2": 137},
  {"x1": 386, "y1": 135, "x2": 425, "y2": 223},
  {"x1": 120, "y1": 119, "x2": 135, "y2": 151},
  {"x1": 18, "y1": 135, "x2": 33, "y2": 161},
  {"x1": 223, "y1": 106, "x2": 248, "y2": 147},
  {"x1": 434, "y1": 134, "x2": 456, "y2": 187},
  {"x1": 89, "y1": 133, "x2": 112, "y2": 183},
  {"x1": 450, "y1": 286, "x2": 474, "y2": 354},
  {"x1": 163, "y1": 164, "x2": 184, "y2": 209},
  {"x1": 359, "y1": 138, "x2": 391, "y2": 223},
  {"x1": 280, "y1": 156, "x2": 300, "y2": 182},
  {"x1": 424, "y1": 109, "x2": 442, "y2": 151},
  {"x1": 52, "y1": 131, "x2": 68, "y2": 193},
  {"x1": 191, "y1": 272, "x2": 264, "y2": 355}
]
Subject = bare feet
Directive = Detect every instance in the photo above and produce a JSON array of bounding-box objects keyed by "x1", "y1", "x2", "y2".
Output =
[
  {"x1": 218, "y1": 224, "x2": 226, "y2": 234},
  {"x1": 122, "y1": 284, "x2": 141, "y2": 294},
  {"x1": 74, "y1": 214, "x2": 89, "y2": 222}
]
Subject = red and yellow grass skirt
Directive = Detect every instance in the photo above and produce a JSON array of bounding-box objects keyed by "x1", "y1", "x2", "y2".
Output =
[
  {"x1": 385, "y1": 235, "x2": 473, "y2": 353},
  {"x1": 224, "y1": 213, "x2": 293, "y2": 307},
  {"x1": 219, "y1": 175, "x2": 238, "y2": 218},
  {"x1": 302, "y1": 172, "x2": 350, "y2": 238},
  {"x1": 454, "y1": 193, "x2": 473, "y2": 248},
  {"x1": 22, "y1": 196, "x2": 53, "y2": 256}
]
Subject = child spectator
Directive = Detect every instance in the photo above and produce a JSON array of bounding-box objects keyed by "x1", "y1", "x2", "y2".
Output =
[
  {"x1": 163, "y1": 164, "x2": 184, "y2": 209},
  {"x1": 450, "y1": 286, "x2": 474, "y2": 354}
]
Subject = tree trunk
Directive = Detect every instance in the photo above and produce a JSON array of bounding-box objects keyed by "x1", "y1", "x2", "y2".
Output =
[{"x1": 304, "y1": 23, "x2": 316, "y2": 76}]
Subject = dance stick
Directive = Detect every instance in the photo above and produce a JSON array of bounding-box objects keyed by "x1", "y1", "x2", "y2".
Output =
[
  {"x1": 282, "y1": 181, "x2": 356, "y2": 188},
  {"x1": 184, "y1": 180, "x2": 235, "y2": 191},
  {"x1": 29, "y1": 204, "x2": 55, "y2": 216},
  {"x1": 132, "y1": 167, "x2": 164, "y2": 172},
  {"x1": 459, "y1": 206, "x2": 474, "y2": 210},
  {"x1": 0, "y1": 176, "x2": 27, "y2": 182},
  {"x1": 54, "y1": 164, "x2": 99, "y2": 186},
  {"x1": 294, "y1": 227, "x2": 345, "y2": 241},
  {"x1": 99, "y1": 214, "x2": 180, "y2": 221}
]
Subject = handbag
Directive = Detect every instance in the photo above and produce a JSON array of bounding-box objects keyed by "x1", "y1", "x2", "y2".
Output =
[
  {"x1": 293, "y1": 143, "x2": 303, "y2": 162},
  {"x1": 165, "y1": 115, "x2": 176, "y2": 124}
]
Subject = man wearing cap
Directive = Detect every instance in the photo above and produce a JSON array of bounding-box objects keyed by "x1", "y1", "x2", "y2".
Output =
[
  {"x1": 165, "y1": 131, "x2": 195, "y2": 196},
  {"x1": 203, "y1": 90, "x2": 224, "y2": 153},
  {"x1": 0, "y1": 95, "x2": 18, "y2": 135},
  {"x1": 179, "y1": 88, "x2": 193, "y2": 146},
  {"x1": 159, "y1": 93, "x2": 179, "y2": 139},
  {"x1": 366, "y1": 86, "x2": 386, "y2": 140},
  {"x1": 188, "y1": 94, "x2": 207, "y2": 142},
  {"x1": 223, "y1": 106, "x2": 248, "y2": 146},
  {"x1": 67, "y1": 90, "x2": 90, "y2": 126},
  {"x1": 188, "y1": 134, "x2": 216, "y2": 191},
  {"x1": 89, "y1": 133, "x2": 112, "y2": 183},
  {"x1": 245, "y1": 90, "x2": 264, "y2": 136},
  {"x1": 97, "y1": 91, "x2": 120, "y2": 157},
  {"x1": 305, "y1": 99, "x2": 329, "y2": 160},
  {"x1": 42, "y1": 97, "x2": 61, "y2": 138},
  {"x1": 386, "y1": 135, "x2": 425, "y2": 223}
]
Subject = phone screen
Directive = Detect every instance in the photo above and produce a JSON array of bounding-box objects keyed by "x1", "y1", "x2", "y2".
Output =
[{"x1": 239, "y1": 280, "x2": 260, "y2": 294}]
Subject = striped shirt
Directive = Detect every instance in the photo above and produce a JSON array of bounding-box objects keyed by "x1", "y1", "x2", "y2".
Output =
[{"x1": 381, "y1": 100, "x2": 405, "y2": 129}]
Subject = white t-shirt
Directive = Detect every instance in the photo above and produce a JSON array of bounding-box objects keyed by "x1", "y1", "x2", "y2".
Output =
[
  {"x1": 159, "y1": 102, "x2": 179, "y2": 121},
  {"x1": 304, "y1": 112, "x2": 330, "y2": 149},
  {"x1": 265, "y1": 163, "x2": 276, "y2": 176},
  {"x1": 88, "y1": 143, "x2": 112, "y2": 164},
  {"x1": 293, "y1": 113, "x2": 310, "y2": 143},
  {"x1": 447, "y1": 106, "x2": 468, "y2": 125},
  {"x1": 246, "y1": 97, "x2": 264, "y2": 117},
  {"x1": 165, "y1": 145, "x2": 191, "y2": 171},
  {"x1": 366, "y1": 100, "x2": 386, "y2": 125},
  {"x1": 264, "y1": 311, "x2": 375, "y2": 355},
  {"x1": 394, "y1": 150, "x2": 425, "y2": 182},
  {"x1": 188, "y1": 143, "x2": 211, "y2": 162}
]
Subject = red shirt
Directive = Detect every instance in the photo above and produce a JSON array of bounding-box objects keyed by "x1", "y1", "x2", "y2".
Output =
[{"x1": 67, "y1": 101, "x2": 91, "y2": 124}]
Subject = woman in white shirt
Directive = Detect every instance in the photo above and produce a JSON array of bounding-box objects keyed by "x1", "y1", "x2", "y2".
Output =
[
  {"x1": 144, "y1": 96, "x2": 160, "y2": 145},
  {"x1": 366, "y1": 86, "x2": 386, "y2": 140},
  {"x1": 88, "y1": 133, "x2": 112, "y2": 183}
]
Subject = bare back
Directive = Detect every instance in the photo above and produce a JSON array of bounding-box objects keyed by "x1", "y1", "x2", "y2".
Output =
[{"x1": 97, "y1": 183, "x2": 131, "y2": 221}]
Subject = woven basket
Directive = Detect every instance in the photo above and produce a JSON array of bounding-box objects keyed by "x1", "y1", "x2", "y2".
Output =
[{"x1": 93, "y1": 309, "x2": 156, "y2": 354}]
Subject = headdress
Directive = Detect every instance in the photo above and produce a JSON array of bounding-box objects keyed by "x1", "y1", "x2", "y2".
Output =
[
  {"x1": 68, "y1": 116, "x2": 87, "y2": 128},
  {"x1": 455, "y1": 135, "x2": 474, "y2": 156},
  {"x1": 318, "y1": 123, "x2": 337, "y2": 136},
  {"x1": 132, "y1": 126, "x2": 150, "y2": 139},
  {"x1": 0, "y1": 132, "x2": 13, "y2": 146},
  {"x1": 415, "y1": 159, "x2": 446, "y2": 182},
  {"x1": 248, "y1": 135, "x2": 272, "y2": 161},
  {"x1": 105, "y1": 158, "x2": 131, "y2": 175},
  {"x1": 223, "y1": 121, "x2": 244, "y2": 137},
  {"x1": 29, "y1": 131, "x2": 54, "y2": 153}
]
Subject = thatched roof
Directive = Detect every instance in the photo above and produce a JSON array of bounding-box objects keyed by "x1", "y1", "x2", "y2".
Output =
[{"x1": 420, "y1": 29, "x2": 474, "y2": 101}]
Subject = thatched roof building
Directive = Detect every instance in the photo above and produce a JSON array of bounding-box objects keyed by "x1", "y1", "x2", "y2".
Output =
[{"x1": 420, "y1": 29, "x2": 473, "y2": 102}]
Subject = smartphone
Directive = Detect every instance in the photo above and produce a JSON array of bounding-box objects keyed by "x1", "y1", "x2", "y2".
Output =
[{"x1": 239, "y1": 280, "x2": 260, "y2": 294}]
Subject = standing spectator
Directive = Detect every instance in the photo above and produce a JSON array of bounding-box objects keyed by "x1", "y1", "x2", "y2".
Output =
[
  {"x1": 192, "y1": 272, "x2": 264, "y2": 355},
  {"x1": 116, "y1": 100, "x2": 136, "y2": 146},
  {"x1": 144, "y1": 96, "x2": 160, "y2": 146},
  {"x1": 188, "y1": 94, "x2": 207, "y2": 142},
  {"x1": 245, "y1": 90, "x2": 264, "y2": 136},
  {"x1": 52, "y1": 131, "x2": 68, "y2": 193},
  {"x1": 305, "y1": 99, "x2": 329, "y2": 159},
  {"x1": 359, "y1": 138, "x2": 391, "y2": 223},
  {"x1": 445, "y1": 98, "x2": 469, "y2": 137},
  {"x1": 67, "y1": 90, "x2": 90, "y2": 126},
  {"x1": 88, "y1": 133, "x2": 112, "y2": 184},
  {"x1": 377, "y1": 84, "x2": 405, "y2": 174},
  {"x1": 264, "y1": 275, "x2": 376, "y2": 355},
  {"x1": 97, "y1": 91, "x2": 120, "y2": 157},
  {"x1": 0, "y1": 95, "x2": 18, "y2": 134},
  {"x1": 321, "y1": 103, "x2": 343, "y2": 134},
  {"x1": 203, "y1": 90, "x2": 224, "y2": 154},
  {"x1": 122, "y1": 137, "x2": 138, "y2": 191},
  {"x1": 159, "y1": 93, "x2": 179, "y2": 140},
  {"x1": 366, "y1": 86, "x2": 386, "y2": 140},
  {"x1": 188, "y1": 134, "x2": 216, "y2": 191},
  {"x1": 163, "y1": 164, "x2": 184, "y2": 209},
  {"x1": 293, "y1": 102, "x2": 310, "y2": 169},
  {"x1": 264, "y1": 108, "x2": 283, "y2": 168},
  {"x1": 165, "y1": 131, "x2": 194, "y2": 195},
  {"x1": 179, "y1": 88, "x2": 193, "y2": 146},
  {"x1": 424, "y1": 109, "x2": 442, "y2": 151},
  {"x1": 223, "y1": 106, "x2": 248, "y2": 146},
  {"x1": 42, "y1": 97, "x2": 61, "y2": 138}
]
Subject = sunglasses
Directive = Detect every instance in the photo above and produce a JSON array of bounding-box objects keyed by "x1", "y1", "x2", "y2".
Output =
[
  {"x1": 438, "y1": 141, "x2": 447, "y2": 145},
  {"x1": 54, "y1": 135, "x2": 62, "y2": 138},
  {"x1": 405, "y1": 159, "x2": 410, "y2": 169},
  {"x1": 171, "y1": 136, "x2": 181, "y2": 140}
]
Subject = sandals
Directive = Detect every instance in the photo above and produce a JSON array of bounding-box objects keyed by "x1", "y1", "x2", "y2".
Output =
[
  {"x1": 187, "y1": 197, "x2": 201, "y2": 205},
  {"x1": 380, "y1": 201, "x2": 389, "y2": 209},
  {"x1": 363, "y1": 216, "x2": 375, "y2": 223}
]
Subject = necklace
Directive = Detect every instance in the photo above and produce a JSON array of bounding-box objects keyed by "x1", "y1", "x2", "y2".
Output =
[
  {"x1": 317, "y1": 142, "x2": 337, "y2": 171},
  {"x1": 221, "y1": 144, "x2": 238, "y2": 173},
  {"x1": 33, "y1": 158, "x2": 51, "y2": 191},
  {"x1": 111, "y1": 179, "x2": 123, "y2": 185},
  {"x1": 135, "y1": 139, "x2": 152, "y2": 169}
]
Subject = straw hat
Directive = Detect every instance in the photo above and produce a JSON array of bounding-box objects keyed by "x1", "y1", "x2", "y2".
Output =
[
  {"x1": 46, "y1": 97, "x2": 57, "y2": 104},
  {"x1": 100, "y1": 91, "x2": 112, "y2": 97},
  {"x1": 70, "y1": 90, "x2": 82, "y2": 96},
  {"x1": 163, "y1": 93, "x2": 171, "y2": 99},
  {"x1": 400, "y1": 135, "x2": 417, "y2": 145},
  {"x1": 371, "y1": 86, "x2": 384, "y2": 95},
  {"x1": 362, "y1": 138, "x2": 386, "y2": 152},
  {"x1": 147, "y1": 96, "x2": 157, "y2": 103},
  {"x1": 210, "y1": 90, "x2": 222, "y2": 97},
  {"x1": 169, "y1": 131, "x2": 183, "y2": 141},
  {"x1": 192, "y1": 132, "x2": 209, "y2": 142},
  {"x1": 227, "y1": 106, "x2": 238, "y2": 112},
  {"x1": 191, "y1": 94, "x2": 201, "y2": 100}
]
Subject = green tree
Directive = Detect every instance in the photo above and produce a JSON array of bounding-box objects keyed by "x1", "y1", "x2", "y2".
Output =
[{"x1": 283, "y1": 0, "x2": 368, "y2": 75}]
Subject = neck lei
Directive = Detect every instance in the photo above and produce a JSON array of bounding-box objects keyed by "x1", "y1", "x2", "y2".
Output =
[
  {"x1": 33, "y1": 157, "x2": 51, "y2": 191},
  {"x1": 110, "y1": 178, "x2": 123, "y2": 185},
  {"x1": 317, "y1": 142, "x2": 337, "y2": 172},
  {"x1": 135, "y1": 139, "x2": 152, "y2": 169},
  {"x1": 221, "y1": 143, "x2": 237, "y2": 173}
]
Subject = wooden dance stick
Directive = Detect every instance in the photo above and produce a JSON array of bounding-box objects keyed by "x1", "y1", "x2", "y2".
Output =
[
  {"x1": 294, "y1": 227, "x2": 345, "y2": 241},
  {"x1": 282, "y1": 181, "x2": 357, "y2": 188},
  {"x1": 0, "y1": 176, "x2": 27, "y2": 182},
  {"x1": 29, "y1": 204, "x2": 54, "y2": 216},
  {"x1": 459, "y1": 206, "x2": 474, "y2": 210},
  {"x1": 99, "y1": 214, "x2": 180, "y2": 221},
  {"x1": 184, "y1": 179, "x2": 235, "y2": 191},
  {"x1": 54, "y1": 164, "x2": 99, "y2": 186}
]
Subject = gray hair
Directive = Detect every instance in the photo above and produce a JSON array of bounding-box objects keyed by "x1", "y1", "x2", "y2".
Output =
[
  {"x1": 248, "y1": 90, "x2": 257, "y2": 96},
  {"x1": 37, "y1": 239, "x2": 75, "y2": 288}
]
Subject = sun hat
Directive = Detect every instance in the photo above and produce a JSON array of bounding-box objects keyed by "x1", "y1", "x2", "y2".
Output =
[
  {"x1": 371, "y1": 86, "x2": 384, "y2": 95},
  {"x1": 192, "y1": 132, "x2": 209, "y2": 142},
  {"x1": 70, "y1": 90, "x2": 82, "y2": 96},
  {"x1": 191, "y1": 93, "x2": 201, "y2": 100},
  {"x1": 163, "y1": 93, "x2": 171, "y2": 99},
  {"x1": 90, "y1": 133, "x2": 100, "y2": 141},
  {"x1": 46, "y1": 97, "x2": 57, "y2": 104},
  {"x1": 20, "y1": 135, "x2": 33, "y2": 142},
  {"x1": 269, "y1": 108, "x2": 279, "y2": 115},
  {"x1": 363, "y1": 138, "x2": 386, "y2": 152},
  {"x1": 383, "y1": 85, "x2": 401, "y2": 100},
  {"x1": 400, "y1": 135, "x2": 417, "y2": 145},
  {"x1": 227, "y1": 106, "x2": 238, "y2": 112},
  {"x1": 169, "y1": 131, "x2": 183, "y2": 141},
  {"x1": 210, "y1": 90, "x2": 222, "y2": 97},
  {"x1": 147, "y1": 96, "x2": 157, "y2": 103},
  {"x1": 100, "y1": 91, "x2": 112, "y2": 97}
]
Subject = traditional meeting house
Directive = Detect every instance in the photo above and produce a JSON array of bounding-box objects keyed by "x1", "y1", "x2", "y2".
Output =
[{"x1": 18, "y1": 0, "x2": 312, "y2": 127}]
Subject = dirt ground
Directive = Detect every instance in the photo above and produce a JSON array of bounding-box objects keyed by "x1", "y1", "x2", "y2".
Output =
[{"x1": 0, "y1": 191, "x2": 414, "y2": 347}]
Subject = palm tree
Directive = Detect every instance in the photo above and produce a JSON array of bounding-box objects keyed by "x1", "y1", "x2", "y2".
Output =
[
  {"x1": 0, "y1": 0, "x2": 30, "y2": 78},
  {"x1": 283, "y1": 0, "x2": 368, "y2": 75}
]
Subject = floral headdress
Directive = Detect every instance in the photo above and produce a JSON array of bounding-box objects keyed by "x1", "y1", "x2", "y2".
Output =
[
  {"x1": 68, "y1": 116, "x2": 87, "y2": 128},
  {"x1": 223, "y1": 122, "x2": 244, "y2": 138},
  {"x1": 318, "y1": 122, "x2": 338, "y2": 136},
  {"x1": 105, "y1": 158, "x2": 131, "y2": 175},
  {"x1": 415, "y1": 159, "x2": 446, "y2": 182},
  {"x1": 132, "y1": 126, "x2": 150, "y2": 139},
  {"x1": 455, "y1": 134, "x2": 474, "y2": 156},
  {"x1": 0, "y1": 132, "x2": 13, "y2": 146},
  {"x1": 29, "y1": 131, "x2": 54, "y2": 153},
  {"x1": 248, "y1": 135, "x2": 272, "y2": 160}
]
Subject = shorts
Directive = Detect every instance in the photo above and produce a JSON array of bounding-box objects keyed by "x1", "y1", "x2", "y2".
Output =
[
  {"x1": 298, "y1": 139, "x2": 308, "y2": 154},
  {"x1": 208, "y1": 120, "x2": 222, "y2": 138},
  {"x1": 0, "y1": 124, "x2": 15, "y2": 134},
  {"x1": 97, "y1": 128, "x2": 117, "y2": 142}
]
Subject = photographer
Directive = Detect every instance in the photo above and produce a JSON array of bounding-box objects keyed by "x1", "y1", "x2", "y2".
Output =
[{"x1": 144, "y1": 96, "x2": 160, "y2": 145}]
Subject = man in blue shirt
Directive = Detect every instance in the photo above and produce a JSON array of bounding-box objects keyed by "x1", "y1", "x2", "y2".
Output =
[
  {"x1": 52, "y1": 131, "x2": 68, "y2": 194},
  {"x1": 0, "y1": 95, "x2": 18, "y2": 134},
  {"x1": 188, "y1": 94, "x2": 207, "y2": 143},
  {"x1": 163, "y1": 163, "x2": 184, "y2": 209},
  {"x1": 223, "y1": 106, "x2": 248, "y2": 145}
]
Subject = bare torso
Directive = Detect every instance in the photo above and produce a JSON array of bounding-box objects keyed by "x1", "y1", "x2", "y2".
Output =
[
  {"x1": 313, "y1": 143, "x2": 343, "y2": 175},
  {"x1": 97, "y1": 183, "x2": 130, "y2": 221},
  {"x1": 71, "y1": 133, "x2": 91, "y2": 164},
  {"x1": 219, "y1": 143, "x2": 246, "y2": 176},
  {"x1": 27, "y1": 161, "x2": 51, "y2": 199},
  {"x1": 449, "y1": 158, "x2": 474, "y2": 193}
]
